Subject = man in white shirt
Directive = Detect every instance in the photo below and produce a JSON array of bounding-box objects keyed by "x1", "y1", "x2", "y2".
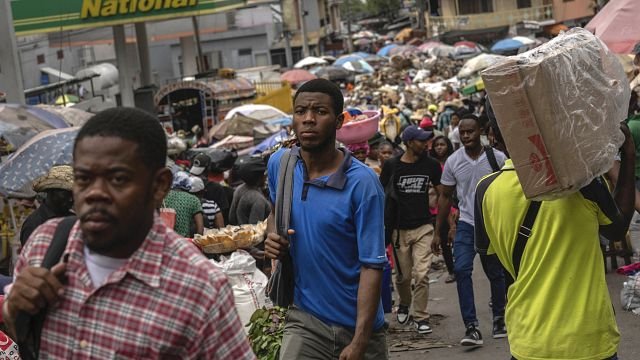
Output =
[{"x1": 433, "y1": 113, "x2": 508, "y2": 346}]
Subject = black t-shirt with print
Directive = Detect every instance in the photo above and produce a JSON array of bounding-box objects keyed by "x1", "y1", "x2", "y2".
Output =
[{"x1": 380, "y1": 154, "x2": 442, "y2": 229}]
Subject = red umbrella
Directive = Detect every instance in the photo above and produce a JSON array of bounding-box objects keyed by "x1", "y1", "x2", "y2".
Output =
[
  {"x1": 418, "y1": 40, "x2": 443, "y2": 53},
  {"x1": 281, "y1": 69, "x2": 317, "y2": 85},
  {"x1": 454, "y1": 41, "x2": 477, "y2": 48},
  {"x1": 586, "y1": 0, "x2": 640, "y2": 54}
]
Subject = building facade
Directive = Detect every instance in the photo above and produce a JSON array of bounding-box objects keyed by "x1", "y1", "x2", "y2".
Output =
[{"x1": 427, "y1": 0, "x2": 595, "y2": 41}]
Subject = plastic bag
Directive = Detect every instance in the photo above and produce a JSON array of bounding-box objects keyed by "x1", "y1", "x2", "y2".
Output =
[
  {"x1": 211, "y1": 250, "x2": 268, "y2": 333},
  {"x1": 621, "y1": 275, "x2": 640, "y2": 311},
  {"x1": 482, "y1": 28, "x2": 629, "y2": 200}
]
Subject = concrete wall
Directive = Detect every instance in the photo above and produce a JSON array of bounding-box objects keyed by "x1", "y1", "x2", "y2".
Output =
[{"x1": 439, "y1": 0, "x2": 546, "y2": 16}]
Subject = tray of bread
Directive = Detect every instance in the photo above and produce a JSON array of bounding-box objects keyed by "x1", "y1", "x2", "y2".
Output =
[{"x1": 193, "y1": 220, "x2": 268, "y2": 254}]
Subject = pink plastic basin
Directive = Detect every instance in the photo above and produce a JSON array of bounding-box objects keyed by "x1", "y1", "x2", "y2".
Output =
[{"x1": 336, "y1": 110, "x2": 380, "y2": 145}]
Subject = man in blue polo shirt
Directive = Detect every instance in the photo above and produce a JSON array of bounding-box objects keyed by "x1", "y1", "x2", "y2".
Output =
[{"x1": 265, "y1": 79, "x2": 388, "y2": 360}]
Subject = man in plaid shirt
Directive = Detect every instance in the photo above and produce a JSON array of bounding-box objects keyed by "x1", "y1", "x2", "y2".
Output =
[{"x1": 2, "y1": 108, "x2": 255, "y2": 359}]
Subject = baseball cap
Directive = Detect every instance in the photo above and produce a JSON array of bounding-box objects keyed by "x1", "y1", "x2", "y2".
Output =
[
  {"x1": 633, "y1": 42, "x2": 640, "y2": 55},
  {"x1": 190, "y1": 154, "x2": 211, "y2": 176},
  {"x1": 401, "y1": 125, "x2": 433, "y2": 142}
]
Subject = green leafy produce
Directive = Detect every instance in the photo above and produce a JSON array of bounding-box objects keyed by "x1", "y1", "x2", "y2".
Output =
[{"x1": 247, "y1": 306, "x2": 287, "y2": 360}]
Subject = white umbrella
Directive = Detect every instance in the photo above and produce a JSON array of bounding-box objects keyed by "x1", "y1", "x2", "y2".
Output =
[
  {"x1": 294, "y1": 56, "x2": 328, "y2": 69},
  {"x1": 224, "y1": 104, "x2": 289, "y2": 122},
  {"x1": 512, "y1": 36, "x2": 536, "y2": 45},
  {"x1": 458, "y1": 54, "x2": 506, "y2": 78}
]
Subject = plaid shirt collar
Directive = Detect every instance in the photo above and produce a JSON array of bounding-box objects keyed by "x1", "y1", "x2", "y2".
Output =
[{"x1": 64, "y1": 214, "x2": 165, "y2": 289}]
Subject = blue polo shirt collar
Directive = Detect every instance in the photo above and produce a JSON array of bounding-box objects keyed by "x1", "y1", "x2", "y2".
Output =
[{"x1": 290, "y1": 146, "x2": 352, "y2": 190}]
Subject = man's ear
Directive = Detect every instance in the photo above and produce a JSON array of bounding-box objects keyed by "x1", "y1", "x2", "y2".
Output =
[
  {"x1": 336, "y1": 111, "x2": 345, "y2": 130},
  {"x1": 152, "y1": 167, "x2": 173, "y2": 208}
]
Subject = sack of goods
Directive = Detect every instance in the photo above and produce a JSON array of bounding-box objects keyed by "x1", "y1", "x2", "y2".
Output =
[
  {"x1": 212, "y1": 250, "x2": 268, "y2": 334},
  {"x1": 481, "y1": 27, "x2": 629, "y2": 200}
]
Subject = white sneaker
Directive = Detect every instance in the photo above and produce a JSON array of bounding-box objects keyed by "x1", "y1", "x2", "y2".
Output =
[{"x1": 396, "y1": 305, "x2": 409, "y2": 324}]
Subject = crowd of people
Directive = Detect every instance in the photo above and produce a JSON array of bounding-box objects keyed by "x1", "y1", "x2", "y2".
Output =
[{"x1": 4, "y1": 42, "x2": 640, "y2": 360}]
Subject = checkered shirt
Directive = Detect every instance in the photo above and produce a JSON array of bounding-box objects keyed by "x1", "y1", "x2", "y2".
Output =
[{"x1": 14, "y1": 215, "x2": 256, "y2": 359}]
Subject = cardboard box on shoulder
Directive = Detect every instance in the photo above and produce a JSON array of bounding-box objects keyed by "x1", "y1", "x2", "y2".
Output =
[{"x1": 481, "y1": 28, "x2": 629, "y2": 200}]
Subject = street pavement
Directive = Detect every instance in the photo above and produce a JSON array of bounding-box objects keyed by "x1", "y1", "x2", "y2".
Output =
[{"x1": 387, "y1": 214, "x2": 640, "y2": 359}]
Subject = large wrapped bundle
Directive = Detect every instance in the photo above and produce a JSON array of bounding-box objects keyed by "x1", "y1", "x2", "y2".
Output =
[{"x1": 481, "y1": 28, "x2": 629, "y2": 200}]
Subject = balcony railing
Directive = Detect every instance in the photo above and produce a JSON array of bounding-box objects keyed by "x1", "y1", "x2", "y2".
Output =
[{"x1": 428, "y1": 5, "x2": 554, "y2": 34}]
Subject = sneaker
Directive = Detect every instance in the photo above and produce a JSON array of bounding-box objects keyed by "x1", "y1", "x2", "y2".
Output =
[
  {"x1": 460, "y1": 325, "x2": 483, "y2": 346},
  {"x1": 493, "y1": 317, "x2": 507, "y2": 339},
  {"x1": 415, "y1": 320, "x2": 432, "y2": 334},
  {"x1": 396, "y1": 305, "x2": 409, "y2": 324},
  {"x1": 445, "y1": 273, "x2": 456, "y2": 283}
]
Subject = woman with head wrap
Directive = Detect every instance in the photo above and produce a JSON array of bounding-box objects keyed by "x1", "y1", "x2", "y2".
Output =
[
  {"x1": 162, "y1": 171, "x2": 204, "y2": 237},
  {"x1": 346, "y1": 141, "x2": 370, "y2": 163}
]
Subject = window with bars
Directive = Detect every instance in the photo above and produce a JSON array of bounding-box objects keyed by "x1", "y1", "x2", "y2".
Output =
[{"x1": 457, "y1": 0, "x2": 493, "y2": 15}]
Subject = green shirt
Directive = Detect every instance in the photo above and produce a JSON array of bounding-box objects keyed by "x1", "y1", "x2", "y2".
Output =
[
  {"x1": 627, "y1": 114, "x2": 640, "y2": 178},
  {"x1": 164, "y1": 190, "x2": 203, "y2": 237}
]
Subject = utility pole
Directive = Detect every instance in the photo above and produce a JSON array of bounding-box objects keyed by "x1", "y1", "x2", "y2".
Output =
[
  {"x1": 278, "y1": 0, "x2": 293, "y2": 68},
  {"x1": 345, "y1": 0, "x2": 353, "y2": 53},
  {"x1": 192, "y1": 16, "x2": 206, "y2": 72},
  {"x1": 297, "y1": 0, "x2": 309, "y2": 57},
  {"x1": 0, "y1": 0, "x2": 25, "y2": 105},
  {"x1": 417, "y1": 0, "x2": 426, "y2": 31}
]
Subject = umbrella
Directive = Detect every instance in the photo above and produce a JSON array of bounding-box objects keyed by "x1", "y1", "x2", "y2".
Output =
[
  {"x1": 0, "y1": 104, "x2": 69, "y2": 151},
  {"x1": 377, "y1": 44, "x2": 399, "y2": 57},
  {"x1": 321, "y1": 55, "x2": 336, "y2": 64},
  {"x1": 224, "y1": 104, "x2": 289, "y2": 122},
  {"x1": 334, "y1": 55, "x2": 365, "y2": 66},
  {"x1": 351, "y1": 52, "x2": 371, "y2": 58},
  {"x1": 310, "y1": 66, "x2": 352, "y2": 80},
  {"x1": 418, "y1": 41, "x2": 443, "y2": 53},
  {"x1": 458, "y1": 54, "x2": 505, "y2": 78},
  {"x1": 491, "y1": 38, "x2": 525, "y2": 53},
  {"x1": 454, "y1": 41, "x2": 477, "y2": 48},
  {"x1": 363, "y1": 54, "x2": 388, "y2": 66},
  {"x1": 452, "y1": 45, "x2": 482, "y2": 60},
  {"x1": 586, "y1": 0, "x2": 640, "y2": 54},
  {"x1": 0, "y1": 127, "x2": 79, "y2": 196},
  {"x1": 294, "y1": 56, "x2": 328, "y2": 69},
  {"x1": 341, "y1": 59, "x2": 374, "y2": 74},
  {"x1": 512, "y1": 36, "x2": 536, "y2": 45},
  {"x1": 353, "y1": 30, "x2": 376, "y2": 39},
  {"x1": 429, "y1": 44, "x2": 456, "y2": 58},
  {"x1": 281, "y1": 69, "x2": 317, "y2": 85},
  {"x1": 389, "y1": 45, "x2": 420, "y2": 57},
  {"x1": 252, "y1": 129, "x2": 289, "y2": 154},
  {"x1": 354, "y1": 38, "x2": 372, "y2": 46},
  {"x1": 54, "y1": 94, "x2": 80, "y2": 106},
  {"x1": 36, "y1": 105, "x2": 93, "y2": 127}
]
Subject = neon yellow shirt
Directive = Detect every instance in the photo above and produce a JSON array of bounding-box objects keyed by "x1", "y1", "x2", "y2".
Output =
[{"x1": 476, "y1": 160, "x2": 619, "y2": 360}]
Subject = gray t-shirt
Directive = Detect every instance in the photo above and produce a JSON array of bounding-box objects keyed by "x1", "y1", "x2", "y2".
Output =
[
  {"x1": 441, "y1": 147, "x2": 507, "y2": 226},
  {"x1": 229, "y1": 184, "x2": 271, "y2": 225}
]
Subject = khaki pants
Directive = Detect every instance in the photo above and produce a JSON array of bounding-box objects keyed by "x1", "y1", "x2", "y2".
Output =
[
  {"x1": 279, "y1": 307, "x2": 388, "y2": 360},
  {"x1": 392, "y1": 223, "x2": 434, "y2": 322}
]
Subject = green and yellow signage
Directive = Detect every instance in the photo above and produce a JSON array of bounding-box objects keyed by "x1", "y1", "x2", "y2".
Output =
[{"x1": 11, "y1": 0, "x2": 246, "y2": 36}]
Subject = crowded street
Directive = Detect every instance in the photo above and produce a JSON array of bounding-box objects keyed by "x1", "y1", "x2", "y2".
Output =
[{"x1": 1, "y1": 0, "x2": 640, "y2": 359}]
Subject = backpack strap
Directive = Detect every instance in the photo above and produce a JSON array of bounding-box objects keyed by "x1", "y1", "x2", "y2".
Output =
[
  {"x1": 512, "y1": 201, "x2": 541, "y2": 278},
  {"x1": 275, "y1": 150, "x2": 296, "y2": 238},
  {"x1": 16, "y1": 216, "x2": 77, "y2": 360},
  {"x1": 484, "y1": 146, "x2": 500, "y2": 173}
]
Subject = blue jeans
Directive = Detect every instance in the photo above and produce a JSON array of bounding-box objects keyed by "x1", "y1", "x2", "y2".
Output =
[{"x1": 454, "y1": 221, "x2": 506, "y2": 327}]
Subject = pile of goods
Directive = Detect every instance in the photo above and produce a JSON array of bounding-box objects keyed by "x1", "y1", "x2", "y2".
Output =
[{"x1": 193, "y1": 220, "x2": 267, "y2": 254}]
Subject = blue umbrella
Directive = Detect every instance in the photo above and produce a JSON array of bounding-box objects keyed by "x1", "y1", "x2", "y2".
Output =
[
  {"x1": 491, "y1": 39, "x2": 525, "y2": 53},
  {"x1": 334, "y1": 55, "x2": 365, "y2": 66},
  {"x1": 252, "y1": 130, "x2": 289, "y2": 154},
  {"x1": 351, "y1": 52, "x2": 371, "y2": 58},
  {"x1": 264, "y1": 116, "x2": 292, "y2": 126},
  {"x1": 0, "y1": 127, "x2": 79, "y2": 196},
  {"x1": 0, "y1": 104, "x2": 69, "y2": 150},
  {"x1": 376, "y1": 44, "x2": 398, "y2": 57},
  {"x1": 341, "y1": 59, "x2": 374, "y2": 74}
]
